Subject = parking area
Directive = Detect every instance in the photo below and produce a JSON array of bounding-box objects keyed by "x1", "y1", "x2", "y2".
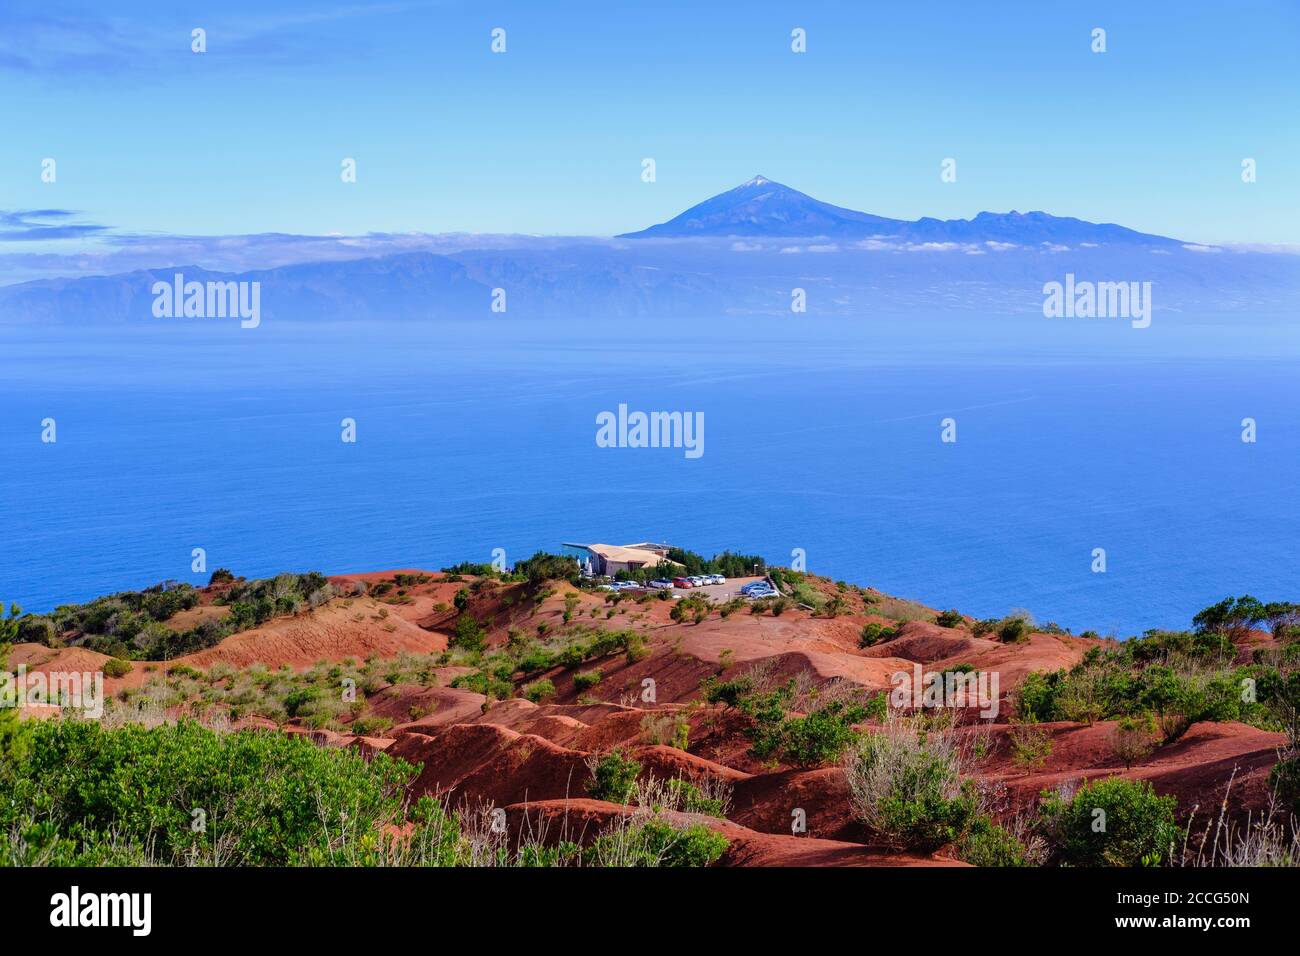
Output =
[
  {"x1": 596, "y1": 574, "x2": 779, "y2": 601},
  {"x1": 679, "y1": 575, "x2": 769, "y2": 600},
  {"x1": 601, "y1": 575, "x2": 771, "y2": 598}
]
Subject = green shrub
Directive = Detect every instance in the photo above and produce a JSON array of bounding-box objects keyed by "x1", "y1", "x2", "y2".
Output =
[
  {"x1": 588, "y1": 750, "x2": 642, "y2": 804},
  {"x1": 572, "y1": 670, "x2": 602, "y2": 692},
  {"x1": 624, "y1": 633, "x2": 649, "y2": 663},
  {"x1": 775, "y1": 701, "x2": 867, "y2": 767},
  {"x1": 0, "y1": 719, "x2": 416, "y2": 866},
  {"x1": 859, "y1": 622, "x2": 897, "y2": 648},
  {"x1": 1016, "y1": 671, "x2": 1057, "y2": 722},
  {"x1": 516, "y1": 646, "x2": 554, "y2": 674},
  {"x1": 524, "y1": 678, "x2": 556, "y2": 703},
  {"x1": 283, "y1": 687, "x2": 321, "y2": 718},
  {"x1": 1008, "y1": 720, "x2": 1053, "y2": 771},
  {"x1": 0, "y1": 640, "x2": 26, "y2": 764},
  {"x1": 557, "y1": 643, "x2": 587, "y2": 668},
  {"x1": 664, "y1": 778, "x2": 725, "y2": 816},
  {"x1": 584, "y1": 819, "x2": 728, "y2": 867},
  {"x1": 449, "y1": 669, "x2": 513, "y2": 701},
  {"x1": 451, "y1": 615, "x2": 487, "y2": 652},
  {"x1": 700, "y1": 673, "x2": 756, "y2": 709},
  {"x1": 1268, "y1": 756, "x2": 1300, "y2": 813},
  {"x1": 846, "y1": 718, "x2": 981, "y2": 851},
  {"x1": 102, "y1": 658, "x2": 133, "y2": 679},
  {"x1": 513, "y1": 552, "x2": 581, "y2": 584},
  {"x1": 1037, "y1": 777, "x2": 1183, "y2": 866},
  {"x1": 998, "y1": 615, "x2": 1031, "y2": 643},
  {"x1": 350, "y1": 716, "x2": 394, "y2": 736},
  {"x1": 1257, "y1": 668, "x2": 1300, "y2": 749},
  {"x1": 670, "y1": 593, "x2": 712, "y2": 625},
  {"x1": 935, "y1": 609, "x2": 964, "y2": 628},
  {"x1": 1192, "y1": 595, "x2": 1267, "y2": 641},
  {"x1": 958, "y1": 815, "x2": 1030, "y2": 866},
  {"x1": 1111, "y1": 714, "x2": 1160, "y2": 769}
]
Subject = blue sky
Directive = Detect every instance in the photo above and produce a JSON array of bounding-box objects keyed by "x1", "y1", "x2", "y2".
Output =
[{"x1": 1, "y1": 0, "x2": 1297, "y2": 264}]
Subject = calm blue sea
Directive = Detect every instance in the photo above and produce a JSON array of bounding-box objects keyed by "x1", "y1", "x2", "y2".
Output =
[{"x1": 2, "y1": 311, "x2": 1296, "y2": 635}]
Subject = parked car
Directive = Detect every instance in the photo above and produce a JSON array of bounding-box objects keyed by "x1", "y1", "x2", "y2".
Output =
[
  {"x1": 649, "y1": 579, "x2": 674, "y2": 589},
  {"x1": 688, "y1": 576, "x2": 708, "y2": 587},
  {"x1": 673, "y1": 577, "x2": 693, "y2": 588},
  {"x1": 708, "y1": 574, "x2": 726, "y2": 585}
]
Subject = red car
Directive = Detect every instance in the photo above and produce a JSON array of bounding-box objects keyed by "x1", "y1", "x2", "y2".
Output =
[{"x1": 673, "y1": 577, "x2": 693, "y2": 588}]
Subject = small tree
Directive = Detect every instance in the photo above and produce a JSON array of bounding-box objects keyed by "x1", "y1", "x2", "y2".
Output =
[
  {"x1": 1009, "y1": 720, "x2": 1053, "y2": 772},
  {"x1": 0, "y1": 601, "x2": 19, "y2": 644},
  {"x1": 1192, "y1": 595, "x2": 1267, "y2": 641},
  {"x1": 451, "y1": 615, "x2": 486, "y2": 652},
  {"x1": 1110, "y1": 714, "x2": 1160, "y2": 770},
  {"x1": 1263, "y1": 602, "x2": 1300, "y2": 641}
]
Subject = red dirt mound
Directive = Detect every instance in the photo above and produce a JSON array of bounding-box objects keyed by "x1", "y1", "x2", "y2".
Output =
[
  {"x1": 502, "y1": 799, "x2": 965, "y2": 867},
  {"x1": 182, "y1": 598, "x2": 445, "y2": 670}
]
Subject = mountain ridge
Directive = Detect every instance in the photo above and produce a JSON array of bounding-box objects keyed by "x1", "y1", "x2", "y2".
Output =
[{"x1": 617, "y1": 176, "x2": 1182, "y2": 246}]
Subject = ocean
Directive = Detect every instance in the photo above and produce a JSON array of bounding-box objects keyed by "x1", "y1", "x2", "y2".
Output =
[{"x1": 2, "y1": 310, "x2": 1296, "y2": 635}]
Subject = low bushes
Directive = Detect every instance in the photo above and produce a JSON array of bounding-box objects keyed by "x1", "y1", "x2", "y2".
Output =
[
  {"x1": 101, "y1": 658, "x2": 133, "y2": 679},
  {"x1": 587, "y1": 750, "x2": 642, "y2": 804},
  {"x1": 846, "y1": 715, "x2": 1188, "y2": 866},
  {"x1": 957, "y1": 816, "x2": 1031, "y2": 867},
  {"x1": 1008, "y1": 720, "x2": 1053, "y2": 771},
  {"x1": 523, "y1": 678, "x2": 555, "y2": 703},
  {"x1": 584, "y1": 819, "x2": 729, "y2": 867},
  {"x1": 0, "y1": 718, "x2": 415, "y2": 865},
  {"x1": 1037, "y1": 777, "x2": 1182, "y2": 866},
  {"x1": 1, "y1": 717, "x2": 725, "y2": 868},
  {"x1": 1015, "y1": 635, "x2": 1278, "y2": 740},
  {"x1": 450, "y1": 615, "x2": 487, "y2": 652},
  {"x1": 845, "y1": 714, "x2": 981, "y2": 852},
  {"x1": 859, "y1": 622, "x2": 897, "y2": 647}
]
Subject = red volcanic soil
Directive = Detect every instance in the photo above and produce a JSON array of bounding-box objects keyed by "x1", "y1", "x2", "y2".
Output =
[
  {"x1": 22, "y1": 567, "x2": 1296, "y2": 865},
  {"x1": 503, "y1": 799, "x2": 964, "y2": 867},
  {"x1": 971, "y1": 719, "x2": 1287, "y2": 817},
  {"x1": 184, "y1": 596, "x2": 445, "y2": 670}
]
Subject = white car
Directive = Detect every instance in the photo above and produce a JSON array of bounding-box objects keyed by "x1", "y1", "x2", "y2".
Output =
[
  {"x1": 649, "y1": 579, "x2": 675, "y2": 590},
  {"x1": 708, "y1": 574, "x2": 726, "y2": 585},
  {"x1": 688, "y1": 576, "x2": 707, "y2": 587}
]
